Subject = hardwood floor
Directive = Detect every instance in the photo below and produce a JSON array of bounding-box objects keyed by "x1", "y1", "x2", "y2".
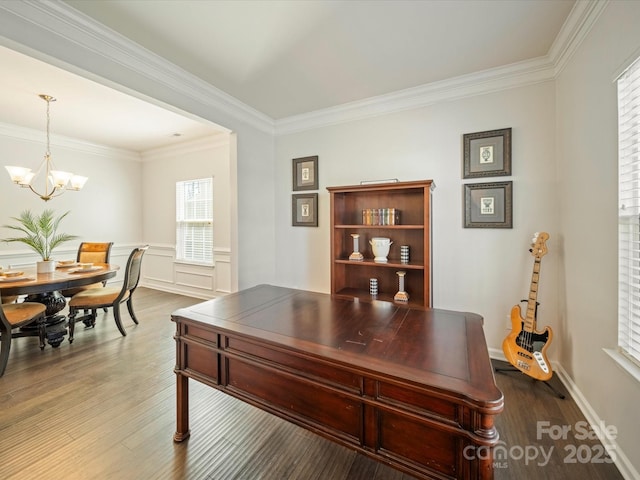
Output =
[{"x1": 0, "y1": 288, "x2": 624, "y2": 479}]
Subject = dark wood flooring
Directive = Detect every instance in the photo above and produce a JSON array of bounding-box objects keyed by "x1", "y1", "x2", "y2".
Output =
[{"x1": 0, "y1": 288, "x2": 624, "y2": 479}]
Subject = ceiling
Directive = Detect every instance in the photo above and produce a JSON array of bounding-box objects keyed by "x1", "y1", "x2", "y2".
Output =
[{"x1": 0, "y1": 0, "x2": 576, "y2": 152}]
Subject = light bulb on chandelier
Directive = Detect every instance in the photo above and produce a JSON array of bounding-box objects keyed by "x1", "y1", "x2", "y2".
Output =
[{"x1": 5, "y1": 94, "x2": 88, "y2": 201}]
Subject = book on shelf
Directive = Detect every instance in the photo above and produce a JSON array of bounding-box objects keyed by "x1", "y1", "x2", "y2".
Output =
[{"x1": 361, "y1": 208, "x2": 400, "y2": 225}]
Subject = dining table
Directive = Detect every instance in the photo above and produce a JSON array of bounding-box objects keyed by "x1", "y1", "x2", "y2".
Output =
[{"x1": 0, "y1": 262, "x2": 119, "y2": 347}]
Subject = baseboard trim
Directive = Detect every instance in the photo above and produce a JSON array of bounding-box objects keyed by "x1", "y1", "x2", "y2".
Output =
[
  {"x1": 140, "y1": 282, "x2": 216, "y2": 301},
  {"x1": 488, "y1": 347, "x2": 638, "y2": 480}
]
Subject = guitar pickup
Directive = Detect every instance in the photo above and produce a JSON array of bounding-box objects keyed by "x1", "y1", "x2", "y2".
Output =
[{"x1": 517, "y1": 351, "x2": 533, "y2": 360}]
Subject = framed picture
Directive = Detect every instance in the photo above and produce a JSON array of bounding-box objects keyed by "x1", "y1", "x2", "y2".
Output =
[
  {"x1": 463, "y1": 128, "x2": 511, "y2": 178},
  {"x1": 292, "y1": 156, "x2": 318, "y2": 191},
  {"x1": 292, "y1": 193, "x2": 318, "y2": 227},
  {"x1": 464, "y1": 181, "x2": 512, "y2": 228}
]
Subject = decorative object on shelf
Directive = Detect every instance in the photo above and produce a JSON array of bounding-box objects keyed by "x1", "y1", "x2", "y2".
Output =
[
  {"x1": 292, "y1": 193, "x2": 318, "y2": 227},
  {"x1": 369, "y1": 237, "x2": 392, "y2": 263},
  {"x1": 369, "y1": 278, "x2": 378, "y2": 296},
  {"x1": 400, "y1": 245, "x2": 410, "y2": 264},
  {"x1": 292, "y1": 156, "x2": 318, "y2": 191},
  {"x1": 394, "y1": 271, "x2": 409, "y2": 303},
  {"x1": 464, "y1": 181, "x2": 513, "y2": 228},
  {"x1": 5, "y1": 94, "x2": 88, "y2": 201},
  {"x1": 462, "y1": 128, "x2": 511, "y2": 179},
  {"x1": 361, "y1": 208, "x2": 400, "y2": 225},
  {"x1": 2, "y1": 209, "x2": 79, "y2": 273},
  {"x1": 349, "y1": 233, "x2": 364, "y2": 261}
]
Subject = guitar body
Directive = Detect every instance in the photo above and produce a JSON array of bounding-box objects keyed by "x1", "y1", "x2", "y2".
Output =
[
  {"x1": 503, "y1": 304, "x2": 553, "y2": 381},
  {"x1": 502, "y1": 232, "x2": 554, "y2": 382}
]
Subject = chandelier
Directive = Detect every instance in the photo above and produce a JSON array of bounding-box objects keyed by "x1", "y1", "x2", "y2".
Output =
[{"x1": 5, "y1": 94, "x2": 88, "y2": 201}]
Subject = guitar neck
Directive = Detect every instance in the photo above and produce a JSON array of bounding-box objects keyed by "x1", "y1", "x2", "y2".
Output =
[{"x1": 523, "y1": 257, "x2": 541, "y2": 332}]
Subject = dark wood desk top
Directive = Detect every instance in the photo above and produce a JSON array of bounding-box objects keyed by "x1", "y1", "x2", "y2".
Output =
[
  {"x1": 0, "y1": 263, "x2": 119, "y2": 296},
  {"x1": 172, "y1": 284, "x2": 503, "y2": 411}
]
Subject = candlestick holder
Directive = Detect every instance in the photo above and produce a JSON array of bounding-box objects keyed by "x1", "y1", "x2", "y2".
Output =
[
  {"x1": 349, "y1": 233, "x2": 364, "y2": 261},
  {"x1": 394, "y1": 270, "x2": 409, "y2": 303}
]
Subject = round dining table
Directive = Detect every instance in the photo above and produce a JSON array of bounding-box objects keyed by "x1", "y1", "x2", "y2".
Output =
[{"x1": 0, "y1": 263, "x2": 119, "y2": 347}]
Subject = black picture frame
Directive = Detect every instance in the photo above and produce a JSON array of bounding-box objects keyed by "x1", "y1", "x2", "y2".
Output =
[
  {"x1": 464, "y1": 181, "x2": 513, "y2": 228},
  {"x1": 292, "y1": 193, "x2": 318, "y2": 227},
  {"x1": 463, "y1": 128, "x2": 512, "y2": 178},
  {"x1": 292, "y1": 156, "x2": 318, "y2": 191}
]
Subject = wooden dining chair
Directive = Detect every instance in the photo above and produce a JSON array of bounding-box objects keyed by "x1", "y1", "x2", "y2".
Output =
[
  {"x1": 0, "y1": 293, "x2": 47, "y2": 376},
  {"x1": 67, "y1": 246, "x2": 148, "y2": 343},
  {"x1": 61, "y1": 242, "x2": 114, "y2": 298},
  {"x1": 1, "y1": 295, "x2": 18, "y2": 305}
]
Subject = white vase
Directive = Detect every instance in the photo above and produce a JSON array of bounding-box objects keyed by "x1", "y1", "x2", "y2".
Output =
[
  {"x1": 369, "y1": 237, "x2": 393, "y2": 263},
  {"x1": 37, "y1": 260, "x2": 56, "y2": 274}
]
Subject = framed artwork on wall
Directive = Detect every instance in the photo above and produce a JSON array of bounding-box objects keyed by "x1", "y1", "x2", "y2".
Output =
[
  {"x1": 463, "y1": 128, "x2": 512, "y2": 178},
  {"x1": 292, "y1": 193, "x2": 318, "y2": 227},
  {"x1": 464, "y1": 181, "x2": 513, "y2": 228},
  {"x1": 292, "y1": 156, "x2": 318, "y2": 191}
]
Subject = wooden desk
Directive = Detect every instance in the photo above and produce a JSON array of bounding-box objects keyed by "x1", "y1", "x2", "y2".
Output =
[
  {"x1": 0, "y1": 263, "x2": 118, "y2": 346},
  {"x1": 172, "y1": 285, "x2": 504, "y2": 480}
]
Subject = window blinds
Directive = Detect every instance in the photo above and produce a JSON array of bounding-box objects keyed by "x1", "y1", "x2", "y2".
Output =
[
  {"x1": 176, "y1": 178, "x2": 213, "y2": 265},
  {"x1": 618, "y1": 57, "x2": 640, "y2": 366}
]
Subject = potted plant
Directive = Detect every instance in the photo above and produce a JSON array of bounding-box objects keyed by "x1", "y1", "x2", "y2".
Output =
[{"x1": 2, "y1": 209, "x2": 78, "y2": 273}]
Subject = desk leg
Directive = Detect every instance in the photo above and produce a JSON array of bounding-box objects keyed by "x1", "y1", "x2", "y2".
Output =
[{"x1": 174, "y1": 372, "x2": 190, "y2": 442}]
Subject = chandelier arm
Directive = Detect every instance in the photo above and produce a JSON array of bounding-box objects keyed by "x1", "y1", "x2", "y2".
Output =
[
  {"x1": 26, "y1": 183, "x2": 62, "y2": 202},
  {"x1": 3, "y1": 94, "x2": 87, "y2": 202}
]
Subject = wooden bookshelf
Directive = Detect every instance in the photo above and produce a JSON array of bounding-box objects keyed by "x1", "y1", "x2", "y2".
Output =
[{"x1": 327, "y1": 180, "x2": 434, "y2": 308}]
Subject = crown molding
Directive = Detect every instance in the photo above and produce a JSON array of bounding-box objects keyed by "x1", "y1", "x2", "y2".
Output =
[
  {"x1": 1, "y1": 0, "x2": 609, "y2": 139},
  {"x1": 0, "y1": 0, "x2": 275, "y2": 135},
  {"x1": 141, "y1": 134, "x2": 230, "y2": 161},
  {"x1": 275, "y1": 0, "x2": 609, "y2": 136},
  {"x1": 275, "y1": 56, "x2": 555, "y2": 135},
  {"x1": 549, "y1": 0, "x2": 609, "y2": 76},
  {"x1": 0, "y1": 121, "x2": 141, "y2": 161}
]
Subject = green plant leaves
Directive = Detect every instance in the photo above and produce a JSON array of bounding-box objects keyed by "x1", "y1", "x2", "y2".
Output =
[{"x1": 2, "y1": 209, "x2": 78, "y2": 260}]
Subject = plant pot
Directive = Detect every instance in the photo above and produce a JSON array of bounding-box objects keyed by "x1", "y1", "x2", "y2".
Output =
[{"x1": 37, "y1": 260, "x2": 56, "y2": 274}]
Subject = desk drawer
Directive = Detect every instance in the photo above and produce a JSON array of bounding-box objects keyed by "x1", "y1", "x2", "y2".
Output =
[
  {"x1": 227, "y1": 357, "x2": 361, "y2": 442},
  {"x1": 183, "y1": 340, "x2": 219, "y2": 381},
  {"x1": 378, "y1": 409, "x2": 457, "y2": 478},
  {"x1": 378, "y1": 381, "x2": 458, "y2": 424},
  {"x1": 183, "y1": 323, "x2": 218, "y2": 344},
  {"x1": 226, "y1": 337, "x2": 361, "y2": 393}
]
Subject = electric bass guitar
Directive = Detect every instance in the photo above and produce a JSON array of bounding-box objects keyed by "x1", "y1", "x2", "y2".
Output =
[{"x1": 502, "y1": 232, "x2": 553, "y2": 381}]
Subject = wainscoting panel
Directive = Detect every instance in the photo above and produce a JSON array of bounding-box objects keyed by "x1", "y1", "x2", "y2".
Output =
[
  {"x1": 0, "y1": 243, "x2": 229, "y2": 301},
  {"x1": 140, "y1": 244, "x2": 229, "y2": 300}
]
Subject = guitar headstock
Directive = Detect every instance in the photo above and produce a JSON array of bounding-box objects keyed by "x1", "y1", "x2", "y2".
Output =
[{"x1": 529, "y1": 232, "x2": 549, "y2": 258}]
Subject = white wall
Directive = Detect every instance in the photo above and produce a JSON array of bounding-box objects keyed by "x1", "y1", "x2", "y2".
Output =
[
  {"x1": 141, "y1": 135, "x2": 232, "y2": 298},
  {"x1": 0, "y1": 126, "x2": 143, "y2": 284},
  {"x1": 556, "y1": 1, "x2": 640, "y2": 476},
  {"x1": 0, "y1": 2, "x2": 276, "y2": 294},
  {"x1": 275, "y1": 81, "x2": 560, "y2": 357}
]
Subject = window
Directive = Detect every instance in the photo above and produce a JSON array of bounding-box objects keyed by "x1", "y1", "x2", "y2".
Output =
[
  {"x1": 176, "y1": 177, "x2": 213, "y2": 265},
  {"x1": 618, "y1": 56, "x2": 640, "y2": 368}
]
